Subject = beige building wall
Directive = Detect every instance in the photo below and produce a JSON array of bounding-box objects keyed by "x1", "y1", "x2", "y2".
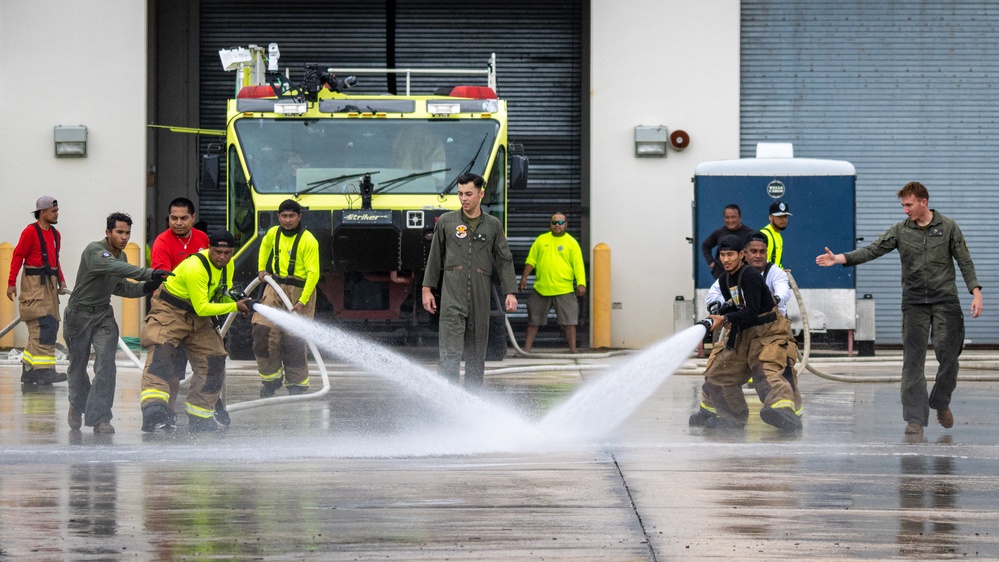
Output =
[
  {"x1": 0, "y1": 1, "x2": 147, "y2": 347},
  {"x1": 590, "y1": 0, "x2": 741, "y2": 347}
]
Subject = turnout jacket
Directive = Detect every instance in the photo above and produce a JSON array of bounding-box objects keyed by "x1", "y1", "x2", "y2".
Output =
[{"x1": 842, "y1": 210, "x2": 980, "y2": 305}]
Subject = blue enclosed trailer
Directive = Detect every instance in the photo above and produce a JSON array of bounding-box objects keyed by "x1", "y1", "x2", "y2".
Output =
[{"x1": 692, "y1": 144, "x2": 862, "y2": 343}]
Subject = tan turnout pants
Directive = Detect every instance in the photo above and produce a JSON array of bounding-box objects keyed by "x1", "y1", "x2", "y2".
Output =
[
  {"x1": 18, "y1": 272, "x2": 61, "y2": 373},
  {"x1": 700, "y1": 311, "x2": 800, "y2": 425},
  {"x1": 251, "y1": 282, "x2": 316, "y2": 388},
  {"x1": 139, "y1": 294, "x2": 228, "y2": 419}
]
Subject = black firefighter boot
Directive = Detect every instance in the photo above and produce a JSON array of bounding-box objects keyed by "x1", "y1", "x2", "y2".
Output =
[
  {"x1": 688, "y1": 407, "x2": 717, "y2": 427},
  {"x1": 760, "y1": 406, "x2": 803, "y2": 433},
  {"x1": 141, "y1": 401, "x2": 171, "y2": 433},
  {"x1": 259, "y1": 380, "x2": 283, "y2": 398},
  {"x1": 22, "y1": 367, "x2": 64, "y2": 385},
  {"x1": 188, "y1": 414, "x2": 220, "y2": 433}
]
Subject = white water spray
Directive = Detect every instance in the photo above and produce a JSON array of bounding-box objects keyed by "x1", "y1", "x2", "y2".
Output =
[
  {"x1": 252, "y1": 305, "x2": 547, "y2": 451},
  {"x1": 252, "y1": 304, "x2": 707, "y2": 450},
  {"x1": 537, "y1": 325, "x2": 707, "y2": 440}
]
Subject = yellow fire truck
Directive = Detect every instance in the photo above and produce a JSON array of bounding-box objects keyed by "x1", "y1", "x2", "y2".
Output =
[{"x1": 206, "y1": 44, "x2": 527, "y2": 357}]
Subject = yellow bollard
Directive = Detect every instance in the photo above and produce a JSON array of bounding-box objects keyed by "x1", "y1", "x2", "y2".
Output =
[
  {"x1": 592, "y1": 242, "x2": 611, "y2": 349},
  {"x1": 0, "y1": 242, "x2": 14, "y2": 347},
  {"x1": 121, "y1": 242, "x2": 142, "y2": 338}
]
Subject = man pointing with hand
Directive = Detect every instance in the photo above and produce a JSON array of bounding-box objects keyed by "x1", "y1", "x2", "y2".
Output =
[{"x1": 816, "y1": 182, "x2": 982, "y2": 436}]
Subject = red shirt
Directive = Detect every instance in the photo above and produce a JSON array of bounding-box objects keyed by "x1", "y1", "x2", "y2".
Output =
[
  {"x1": 8, "y1": 222, "x2": 65, "y2": 287},
  {"x1": 150, "y1": 228, "x2": 211, "y2": 271}
]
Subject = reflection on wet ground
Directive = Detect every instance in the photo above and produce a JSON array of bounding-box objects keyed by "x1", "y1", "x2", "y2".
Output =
[{"x1": 1, "y1": 356, "x2": 999, "y2": 559}]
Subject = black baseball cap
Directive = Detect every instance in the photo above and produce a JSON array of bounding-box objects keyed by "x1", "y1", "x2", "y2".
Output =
[
  {"x1": 209, "y1": 229, "x2": 236, "y2": 248},
  {"x1": 718, "y1": 234, "x2": 744, "y2": 252},
  {"x1": 769, "y1": 200, "x2": 792, "y2": 216}
]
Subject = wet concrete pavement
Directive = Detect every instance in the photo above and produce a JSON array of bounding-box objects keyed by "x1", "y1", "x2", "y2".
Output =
[{"x1": 2, "y1": 350, "x2": 999, "y2": 560}]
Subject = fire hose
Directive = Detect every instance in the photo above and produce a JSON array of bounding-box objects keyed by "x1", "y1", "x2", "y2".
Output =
[
  {"x1": 1, "y1": 279, "x2": 333, "y2": 410},
  {"x1": 217, "y1": 275, "x2": 331, "y2": 412},
  {"x1": 772, "y1": 271, "x2": 999, "y2": 382}
]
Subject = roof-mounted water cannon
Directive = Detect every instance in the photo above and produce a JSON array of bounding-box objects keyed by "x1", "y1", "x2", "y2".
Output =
[{"x1": 299, "y1": 64, "x2": 358, "y2": 102}]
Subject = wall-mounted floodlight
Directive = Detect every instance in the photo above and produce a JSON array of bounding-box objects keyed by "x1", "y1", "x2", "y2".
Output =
[
  {"x1": 54, "y1": 125, "x2": 88, "y2": 158},
  {"x1": 635, "y1": 125, "x2": 668, "y2": 157}
]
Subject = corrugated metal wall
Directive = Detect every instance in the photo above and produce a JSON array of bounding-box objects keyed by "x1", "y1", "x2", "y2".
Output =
[{"x1": 742, "y1": 1, "x2": 999, "y2": 344}]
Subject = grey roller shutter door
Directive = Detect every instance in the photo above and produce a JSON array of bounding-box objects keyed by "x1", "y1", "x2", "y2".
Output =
[
  {"x1": 199, "y1": 1, "x2": 389, "y2": 230},
  {"x1": 742, "y1": 0, "x2": 999, "y2": 344},
  {"x1": 391, "y1": 1, "x2": 584, "y2": 259}
]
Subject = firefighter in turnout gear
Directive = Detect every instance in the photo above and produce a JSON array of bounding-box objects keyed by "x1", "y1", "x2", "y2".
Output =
[
  {"x1": 422, "y1": 173, "x2": 518, "y2": 386},
  {"x1": 251, "y1": 199, "x2": 320, "y2": 398},
  {"x1": 690, "y1": 234, "x2": 801, "y2": 433},
  {"x1": 7, "y1": 196, "x2": 69, "y2": 385},
  {"x1": 148, "y1": 197, "x2": 211, "y2": 427},
  {"x1": 690, "y1": 233, "x2": 801, "y2": 430},
  {"x1": 139, "y1": 230, "x2": 252, "y2": 433}
]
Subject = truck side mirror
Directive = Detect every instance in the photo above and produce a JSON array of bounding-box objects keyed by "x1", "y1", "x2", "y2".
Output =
[
  {"x1": 510, "y1": 154, "x2": 529, "y2": 190},
  {"x1": 201, "y1": 154, "x2": 220, "y2": 192}
]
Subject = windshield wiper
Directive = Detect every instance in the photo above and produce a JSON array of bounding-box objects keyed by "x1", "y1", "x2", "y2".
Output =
[
  {"x1": 374, "y1": 167, "x2": 451, "y2": 194},
  {"x1": 296, "y1": 171, "x2": 379, "y2": 196},
  {"x1": 440, "y1": 133, "x2": 489, "y2": 197}
]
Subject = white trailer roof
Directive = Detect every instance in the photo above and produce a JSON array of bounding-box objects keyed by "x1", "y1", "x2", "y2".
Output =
[{"x1": 695, "y1": 157, "x2": 856, "y2": 176}]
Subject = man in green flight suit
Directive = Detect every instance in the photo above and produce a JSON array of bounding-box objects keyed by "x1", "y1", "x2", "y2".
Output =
[
  {"x1": 64, "y1": 212, "x2": 172, "y2": 434},
  {"x1": 817, "y1": 181, "x2": 982, "y2": 436},
  {"x1": 422, "y1": 172, "x2": 518, "y2": 386}
]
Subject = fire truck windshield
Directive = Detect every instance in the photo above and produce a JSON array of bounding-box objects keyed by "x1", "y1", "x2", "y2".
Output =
[{"x1": 235, "y1": 118, "x2": 500, "y2": 194}]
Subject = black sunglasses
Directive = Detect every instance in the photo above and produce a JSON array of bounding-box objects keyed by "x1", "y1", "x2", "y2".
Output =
[{"x1": 551, "y1": 220, "x2": 565, "y2": 225}]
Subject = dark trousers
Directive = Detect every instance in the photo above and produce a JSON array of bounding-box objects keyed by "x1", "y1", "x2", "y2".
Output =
[
  {"x1": 901, "y1": 301, "x2": 965, "y2": 426},
  {"x1": 64, "y1": 307, "x2": 120, "y2": 427}
]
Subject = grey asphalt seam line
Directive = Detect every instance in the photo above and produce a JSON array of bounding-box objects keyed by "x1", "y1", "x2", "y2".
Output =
[{"x1": 612, "y1": 452, "x2": 659, "y2": 562}]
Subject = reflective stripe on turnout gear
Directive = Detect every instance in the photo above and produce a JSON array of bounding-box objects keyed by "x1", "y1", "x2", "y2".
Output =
[
  {"x1": 141, "y1": 388, "x2": 170, "y2": 404},
  {"x1": 259, "y1": 368, "x2": 283, "y2": 382},
  {"x1": 186, "y1": 401, "x2": 215, "y2": 419},
  {"x1": 22, "y1": 350, "x2": 56, "y2": 367}
]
